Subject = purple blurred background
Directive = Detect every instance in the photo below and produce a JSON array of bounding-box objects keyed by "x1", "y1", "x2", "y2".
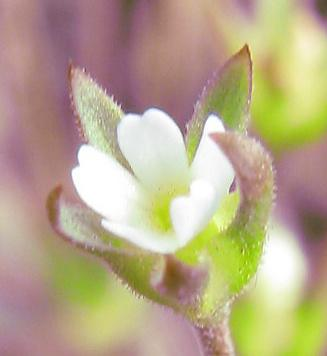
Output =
[{"x1": 1, "y1": 0, "x2": 327, "y2": 355}]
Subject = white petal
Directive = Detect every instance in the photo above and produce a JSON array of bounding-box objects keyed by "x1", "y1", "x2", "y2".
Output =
[
  {"x1": 72, "y1": 145, "x2": 144, "y2": 222},
  {"x1": 101, "y1": 219, "x2": 180, "y2": 253},
  {"x1": 117, "y1": 108, "x2": 190, "y2": 191},
  {"x1": 191, "y1": 115, "x2": 234, "y2": 200},
  {"x1": 170, "y1": 179, "x2": 216, "y2": 245}
]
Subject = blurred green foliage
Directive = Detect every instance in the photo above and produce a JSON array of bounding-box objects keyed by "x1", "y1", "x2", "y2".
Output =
[
  {"x1": 231, "y1": 297, "x2": 326, "y2": 356},
  {"x1": 49, "y1": 248, "x2": 108, "y2": 306},
  {"x1": 252, "y1": 17, "x2": 327, "y2": 152}
]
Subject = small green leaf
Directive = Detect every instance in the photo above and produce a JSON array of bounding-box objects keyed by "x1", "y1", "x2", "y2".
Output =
[
  {"x1": 47, "y1": 186, "x2": 207, "y2": 320},
  {"x1": 172, "y1": 132, "x2": 274, "y2": 324},
  {"x1": 186, "y1": 45, "x2": 252, "y2": 161},
  {"x1": 69, "y1": 65, "x2": 129, "y2": 167},
  {"x1": 202, "y1": 132, "x2": 274, "y2": 315}
]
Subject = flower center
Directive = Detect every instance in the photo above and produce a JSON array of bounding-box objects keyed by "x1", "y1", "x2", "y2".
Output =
[{"x1": 149, "y1": 184, "x2": 189, "y2": 233}]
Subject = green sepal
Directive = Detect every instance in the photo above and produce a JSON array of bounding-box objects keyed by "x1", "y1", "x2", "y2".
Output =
[
  {"x1": 47, "y1": 186, "x2": 207, "y2": 320},
  {"x1": 185, "y1": 45, "x2": 252, "y2": 161},
  {"x1": 69, "y1": 65, "x2": 129, "y2": 168},
  {"x1": 204, "y1": 132, "x2": 274, "y2": 317},
  {"x1": 175, "y1": 132, "x2": 274, "y2": 324}
]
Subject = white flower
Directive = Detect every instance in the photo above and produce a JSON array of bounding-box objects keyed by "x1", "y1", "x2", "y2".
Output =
[{"x1": 72, "y1": 108, "x2": 234, "y2": 253}]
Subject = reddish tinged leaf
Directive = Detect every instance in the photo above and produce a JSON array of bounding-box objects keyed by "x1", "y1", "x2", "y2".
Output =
[
  {"x1": 47, "y1": 185, "x2": 125, "y2": 251},
  {"x1": 211, "y1": 132, "x2": 274, "y2": 211},
  {"x1": 210, "y1": 132, "x2": 274, "y2": 297}
]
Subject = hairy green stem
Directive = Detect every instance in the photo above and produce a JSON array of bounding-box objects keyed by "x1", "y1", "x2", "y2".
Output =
[{"x1": 195, "y1": 317, "x2": 234, "y2": 356}]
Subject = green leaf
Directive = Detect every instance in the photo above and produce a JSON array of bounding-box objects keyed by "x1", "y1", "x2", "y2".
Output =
[
  {"x1": 173, "y1": 132, "x2": 274, "y2": 324},
  {"x1": 47, "y1": 186, "x2": 207, "y2": 321},
  {"x1": 185, "y1": 45, "x2": 252, "y2": 161},
  {"x1": 201, "y1": 132, "x2": 274, "y2": 316},
  {"x1": 69, "y1": 65, "x2": 129, "y2": 168}
]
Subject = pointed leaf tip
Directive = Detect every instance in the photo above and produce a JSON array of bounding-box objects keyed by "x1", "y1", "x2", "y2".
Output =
[
  {"x1": 69, "y1": 64, "x2": 129, "y2": 168},
  {"x1": 238, "y1": 43, "x2": 251, "y2": 60},
  {"x1": 186, "y1": 45, "x2": 253, "y2": 161}
]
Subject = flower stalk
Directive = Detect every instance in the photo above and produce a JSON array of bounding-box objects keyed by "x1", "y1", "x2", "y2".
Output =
[{"x1": 196, "y1": 316, "x2": 234, "y2": 356}]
